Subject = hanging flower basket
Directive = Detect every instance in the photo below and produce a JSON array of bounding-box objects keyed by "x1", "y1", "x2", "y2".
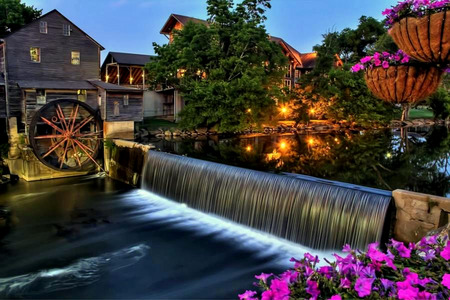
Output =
[
  {"x1": 383, "y1": 1, "x2": 450, "y2": 63},
  {"x1": 364, "y1": 65, "x2": 443, "y2": 104}
]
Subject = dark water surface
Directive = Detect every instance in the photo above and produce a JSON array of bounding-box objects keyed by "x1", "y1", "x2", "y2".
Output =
[
  {"x1": 148, "y1": 127, "x2": 450, "y2": 197},
  {"x1": 0, "y1": 176, "x2": 323, "y2": 299}
]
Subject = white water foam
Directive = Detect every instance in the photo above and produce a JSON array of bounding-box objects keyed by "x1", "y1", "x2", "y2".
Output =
[{"x1": 0, "y1": 244, "x2": 149, "y2": 298}]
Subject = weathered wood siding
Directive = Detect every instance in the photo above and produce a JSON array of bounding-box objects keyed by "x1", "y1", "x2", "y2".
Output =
[
  {"x1": 8, "y1": 82, "x2": 22, "y2": 119},
  {"x1": 105, "y1": 92, "x2": 143, "y2": 122},
  {"x1": 0, "y1": 86, "x2": 5, "y2": 118},
  {"x1": 4, "y1": 11, "x2": 101, "y2": 81},
  {"x1": 24, "y1": 89, "x2": 98, "y2": 124}
]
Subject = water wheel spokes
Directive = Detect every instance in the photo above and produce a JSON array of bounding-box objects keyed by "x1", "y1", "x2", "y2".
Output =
[{"x1": 29, "y1": 99, "x2": 103, "y2": 172}]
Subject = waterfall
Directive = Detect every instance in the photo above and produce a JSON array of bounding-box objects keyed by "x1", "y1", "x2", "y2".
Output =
[{"x1": 142, "y1": 151, "x2": 392, "y2": 250}]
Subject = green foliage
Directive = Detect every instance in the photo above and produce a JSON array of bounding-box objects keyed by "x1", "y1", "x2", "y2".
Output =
[
  {"x1": 145, "y1": 0, "x2": 287, "y2": 133},
  {"x1": 103, "y1": 139, "x2": 115, "y2": 150},
  {"x1": 0, "y1": 0, "x2": 41, "y2": 38},
  {"x1": 428, "y1": 87, "x2": 450, "y2": 120},
  {"x1": 0, "y1": 142, "x2": 8, "y2": 159},
  {"x1": 295, "y1": 15, "x2": 398, "y2": 126}
]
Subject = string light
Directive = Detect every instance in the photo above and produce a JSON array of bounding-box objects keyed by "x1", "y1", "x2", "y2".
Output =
[{"x1": 246, "y1": 145, "x2": 252, "y2": 152}]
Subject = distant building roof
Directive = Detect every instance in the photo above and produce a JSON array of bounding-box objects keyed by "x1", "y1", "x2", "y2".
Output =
[
  {"x1": 88, "y1": 80, "x2": 142, "y2": 92},
  {"x1": 160, "y1": 14, "x2": 209, "y2": 34},
  {"x1": 269, "y1": 36, "x2": 303, "y2": 67},
  {"x1": 104, "y1": 52, "x2": 155, "y2": 67},
  {"x1": 300, "y1": 52, "x2": 318, "y2": 69},
  {"x1": 16, "y1": 80, "x2": 97, "y2": 90}
]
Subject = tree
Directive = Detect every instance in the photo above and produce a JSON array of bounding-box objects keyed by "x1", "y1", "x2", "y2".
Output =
[
  {"x1": 145, "y1": 0, "x2": 287, "y2": 132},
  {"x1": 0, "y1": 0, "x2": 41, "y2": 38}
]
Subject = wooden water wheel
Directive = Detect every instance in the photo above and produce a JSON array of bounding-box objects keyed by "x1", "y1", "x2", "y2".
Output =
[{"x1": 29, "y1": 99, "x2": 103, "y2": 171}]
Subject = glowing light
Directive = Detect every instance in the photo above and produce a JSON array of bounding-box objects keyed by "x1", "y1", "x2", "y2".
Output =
[
  {"x1": 308, "y1": 138, "x2": 315, "y2": 145},
  {"x1": 309, "y1": 108, "x2": 316, "y2": 114},
  {"x1": 280, "y1": 107, "x2": 288, "y2": 114},
  {"x1": 247, "y1": 108, "x2": 252, "y2": 113},
  {"x1": 386, "y1": 152, "x2": 392, "y2": 158},
  {"x1": 279, "y1": 141, "x2": 288, "y2": 151},
  {"x1": 246, "y1": 145, "x2": 252, "y2": 152},
  {"x1": 334, "y1": 138, "x2": 339, "y2": 142}
]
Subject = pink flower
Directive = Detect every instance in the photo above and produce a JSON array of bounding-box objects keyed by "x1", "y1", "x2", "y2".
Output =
[
  {"x1": 304, "y1": 253, "x2": 319, "y2": 264},
  {"x1": 401, "y1": 56, "x2": 410, "y2": 63},
  {"x1": 239, "y1": 290, "x2": 258, "y2": 300},
  {"x1": 269, "y1": 279, "x2": 290, "y2": 300},
  {"x1": 328, "y1": 295, "x2": 342, "y2": 300},
  {"x1": 440, "y1": 242, "x2": 450, "y2": 260},
  {"x1": 442, "y1": 273, "x2": 450, "y2": 289},
  {"x1": 351, "y1": 63, "x2": 364, "y2": 73},
  {"x1": 305, "y1": 280, "x2": 320, "y2": 300},
  {"x1": 397, "y1": 286, "x2": 419, "y2": 300},
  {"x1": 279, "y1": 270, "x2": 298, "y2": 283},
  {"x1": 382, "y1": 61, "x2": 390, "y2": 69},
  {"x1": 374, "y1": 59, "x2": 382, "y2": 67},
  {"x1": 354, "y1": 277, "x2": 374, "y2": 297},
  {"x1": 367, "y1": 242, "x2": 386, "y2": 262},
  {"x1": 255, "y1": 272, "x2": 273, "y2": 283},
  {"x1": 360, "y1": 56, "x2": 372, "y2": 64},
  {"x1": 342, "y1": 244, "x2": 352, "y2": 253},
  {"x1": 261, "y1": 290, "x2": 275, "y2": 300}
]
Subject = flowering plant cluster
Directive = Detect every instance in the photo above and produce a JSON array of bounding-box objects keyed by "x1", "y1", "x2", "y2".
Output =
[
  {"x1": 350, "y1": 50, "x2": 411, "y2": 73},
  {"x1": 239, "y1": 235, "x2": 450, "y2": 300},
  {"x1": 383, "y1": 0, "x2": 450, "y2": 28}
]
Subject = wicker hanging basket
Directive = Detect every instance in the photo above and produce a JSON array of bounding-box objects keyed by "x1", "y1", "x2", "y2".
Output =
[
  {"x1": 364, "y1": 65, "x2": 443, "y2": 104},
  {"x1": 389, "y1": 10, "x2": 450, "y2": 63}
]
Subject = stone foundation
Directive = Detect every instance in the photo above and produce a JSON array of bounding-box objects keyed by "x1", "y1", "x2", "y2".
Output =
[
  {"x1": 7, "y1": 147, "x2": 92, "y2": 181},
  {"x1": 393, "y1": 189, "x2": 450, "y2": 242}
]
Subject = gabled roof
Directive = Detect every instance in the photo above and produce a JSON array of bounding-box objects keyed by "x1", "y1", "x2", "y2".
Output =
[
  {"x1": 300, "y1": 52, "x2": 317, "y2": 69},
  {"x1": 160, "y1": 14, "x2": 209, "y2": 34},
  {"x1": 4, "y1": 9, "x2": 104, "y2": 50},
  {"x1": 103, "y1": 52, "x2": 155, "y2": 67},
  {"x1": 269, "y1": 36, "x2": 303, "y2": 67}
]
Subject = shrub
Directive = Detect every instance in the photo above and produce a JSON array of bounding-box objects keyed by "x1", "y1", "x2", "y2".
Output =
[
  {"x1": 428, "y1": 88, "x2": 450, "y2": 120},
  {"x1": 239, "y1": 235, "x2": 450, "y2": 300}
]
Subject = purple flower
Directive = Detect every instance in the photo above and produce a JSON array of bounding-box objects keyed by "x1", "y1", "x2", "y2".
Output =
[
  {"x1": 305, "y1": 280, "x2": 320, "y2": 300},
  {"x1": 374, "y1": 59, "x2": 382, "y2": 67},
  {"x1": 417, "y1": 291, "x2": 437, "y2": 300},
  {"x1": 381, "y1": 279, "x2": 394, "y2": 291},
  {"x1": 318, "y1": 266, "x2": 333, "y2": 279},
  {"x1": 342, "y1": 244, "x2": 352, "y2": 253},
  {"x1": 440, "y1": 242, "x2": 450, "y2": 260},
  {"x1": 255, "y1": 272, "x2": 273, "y2": 283},
  {"x1": 279, "y1": 270, "x2": 298, "y2": 283},
  {"x1": 442, "y1": 273, "x2": 450, "y2": 289},
  {"x1": 328, "y1": 295, "x2": 342, "y2": 300},
  {"x1": 304, "y1": 253, "x2": 319, "y2": 264},
  {"x1": 340, "y1": 277, "x2": 351, "y2": 289},
  {"x1": 382, "y1": 61, "x2": 390, "y2": 69},
  {"x1": 239, "y1": 290, "x2": 258, "y2": 300},
  {"x1": 391, "y1": 240, "x2": 411, "y2": 258},
  {"x1": 354, "y1": 277, "x2": 374, "y2": 297}
]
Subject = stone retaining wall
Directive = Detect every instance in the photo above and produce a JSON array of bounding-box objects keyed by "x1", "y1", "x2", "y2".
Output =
[
  {"x1": 106, "y1": 139, "x2": 154, "y2": 186},
  {"x1": 393, "y1": 189, "x2": 450, "y2": 242}
]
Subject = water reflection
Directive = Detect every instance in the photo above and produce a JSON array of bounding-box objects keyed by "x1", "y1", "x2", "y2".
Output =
[{"x1": 149, "y1": 127, "x2": 450, "y2": 197}]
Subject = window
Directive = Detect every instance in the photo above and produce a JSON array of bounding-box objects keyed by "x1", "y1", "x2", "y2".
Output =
[
  {"x1": 295, "y1": 69, "x2": 300, "y2": 79},
  {"x1": 71, "y1": 51, "x2": 80, "y2": 65},
  {"x1": 123, "y1": 94, "x2": 129, "y2": 106},
  {"x1": 283, "y1": 79, "x2": 291, "y2": 90},
  {"x1": 113, "y1": 101, "x2": 120, "y2": 116},
  {"x1": 286, "y1": 65, "x2": 292, "y2": 78},
  {"x1": 63, "y1": 24, "x2": 71, "y2": 36},
  {"x1": 36, "y1": 89, "x2": 46, "y2": 104},
  {"x1": 40, "y1": 21, "x2": 47, "y2": 34},
  {"x1": 77, "y1": 90, "x2": 86, "y2": 102},
  {"x1": 30, "y1": 47, "x2": 40, "y2": 62}
]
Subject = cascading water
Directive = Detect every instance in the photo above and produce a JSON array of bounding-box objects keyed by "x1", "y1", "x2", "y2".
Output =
[{"x1": 142, "y1": 151, "x2": 392, "y2": 250}]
